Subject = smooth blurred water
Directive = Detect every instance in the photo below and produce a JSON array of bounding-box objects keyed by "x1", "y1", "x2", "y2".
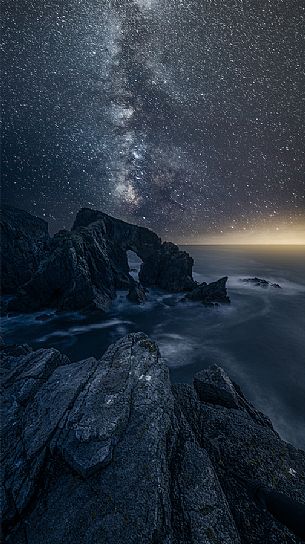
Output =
[{"x1": 2, "y1": 245, "x2": 305, "y2": 450}]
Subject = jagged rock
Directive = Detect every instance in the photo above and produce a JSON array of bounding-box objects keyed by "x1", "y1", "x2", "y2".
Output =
[
  {"x1": 1, "y1": 334, "x2": 305, "y2": 543},
  {"x1": 127, "y1": 282, "x2": 147, "y2": 303},
  {"x1": 7, "y1": 224, "x2": 118, "y2": 313},
  {"x1": 174, "y1": 373, "x2": 305, "y2": 543},
  {"x1": 72, "y1": 207, "x2": 162, "y2": 262},
  {"x1": 194, "y1": 364, "x2": 243, "y2": 408},
  {"x1": 75, "y1": 210, "x2": 195, "y2": 292},
  {"x1": 0, "y1": 205, "x2": 49, "y2": 294},
  {"x1": 185, "y1": 276, "x2": 230, "y2": 305},
  {"x1": 139, "y1": 241, "x2": 195, "y2": 292},
  {"x1": 1, "y1": 334, "x2": 239, "y2": 544},
  {"x1": 0, "y1": 343, "x2": 71, "y2": 528},
  {"x1": 241, "y1": 277, "x2": 281, "y2": 289},
  {"x1": 4, "y1": 207, "x2": 197, "y2": 313},
  {"x1": 0, "y1": 341, "x2": 32, "y2": 358},
  {"x1": 193, "y1": 365, "x2": 273, "y2": 428}
]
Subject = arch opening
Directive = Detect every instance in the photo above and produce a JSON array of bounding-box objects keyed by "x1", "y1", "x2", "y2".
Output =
[{"x1": 127, "y1": 250, "x2": 143, "y2": 281}]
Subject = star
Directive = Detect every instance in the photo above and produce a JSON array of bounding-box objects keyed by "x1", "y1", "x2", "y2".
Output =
[{"x1": 1, "y1": 0, "x2": 304, "y2": 238}]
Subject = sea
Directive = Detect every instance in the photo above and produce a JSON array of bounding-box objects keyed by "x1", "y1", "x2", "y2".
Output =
[{"x1": 2, "y1": 245, "x2": 305, "y2": 450}]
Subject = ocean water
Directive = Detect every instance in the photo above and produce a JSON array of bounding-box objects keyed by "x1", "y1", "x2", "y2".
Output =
[{"x1": 2, "y1": 245, "x2": 305, "y2": 450}]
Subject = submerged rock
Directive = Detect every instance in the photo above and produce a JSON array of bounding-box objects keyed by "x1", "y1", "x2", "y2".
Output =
[
  {"x1": 185, "y1": 276, "x2": 230, "y2": 305},
  {"x1": 35, "y1": 313, "x2": 53, "y2": 321},
  {"x1": 241, "y1": 277, "x2": 281, "y2": 289},
  {"x1": 1, "y1": 333, "x2": 304, "y2": 543}
]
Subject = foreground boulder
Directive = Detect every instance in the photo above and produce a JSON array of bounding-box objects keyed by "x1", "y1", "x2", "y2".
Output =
[
  {"x1": 184, "y1": 276, "x2": 230, "y2": 305},
  {"x1": 1, "y1": 334, "x2": 304, "y2": 543},
  {"x1": 193, "y1": 365, "x2": 272, "y2": 427},
  {"x1": 174, "y1": 373, "x2": 305, "y2": 543},
  {"x1": 0, "y1": 206, "x2": 49, "y2": 294},
  {"x1": 1, "y1": 334, "x2": 239, "y2": 544}
]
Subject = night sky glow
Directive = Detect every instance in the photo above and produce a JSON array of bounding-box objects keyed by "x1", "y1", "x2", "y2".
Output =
[{"x1": 2, "y1": 0, "x2": 305, "y2": 242}]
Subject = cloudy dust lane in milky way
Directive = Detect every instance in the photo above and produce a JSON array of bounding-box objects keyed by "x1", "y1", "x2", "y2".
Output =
[{"x1": 1, "y1": 0, "x2": 304, "y2": 240}]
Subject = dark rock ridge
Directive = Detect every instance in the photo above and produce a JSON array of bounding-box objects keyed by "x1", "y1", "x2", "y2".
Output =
[
  {"x1": 6, "y1": 224, "x2": 118, "y2": 313},
  {"x1": 1, "y1": 333, "x2": 304, "y2": 544},
  {"x1": 184, "y1": 276, "x2": 230, "y2": 305},
  {"x1": 2, "y1": 207, "x2": 229, "y2": 313},
  {"x1": 0, "y1": 205, "x2": 50, "y2": 293},
  {"x1": 241, "y1": 277, "x2": 281, "y2": 289}
]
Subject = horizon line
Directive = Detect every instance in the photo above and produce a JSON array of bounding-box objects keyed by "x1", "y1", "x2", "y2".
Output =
[{"x1": 177, "y1": 242, "x2": 305, "y2": 246}]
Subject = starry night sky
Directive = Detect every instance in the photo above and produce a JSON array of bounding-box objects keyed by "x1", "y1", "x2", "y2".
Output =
[{"x1": 2, "y1": 0, "x2": 305, "y2": 240}]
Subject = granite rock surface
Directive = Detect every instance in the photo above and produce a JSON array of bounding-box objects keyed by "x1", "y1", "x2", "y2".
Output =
[{"x1": 1, "y1": 334, "x2": 304, "y2": 543}]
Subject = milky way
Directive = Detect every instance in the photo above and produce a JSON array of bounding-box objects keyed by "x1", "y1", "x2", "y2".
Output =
[{"x1": 2, "y1": 0, "x2": 305, "y2": 239}]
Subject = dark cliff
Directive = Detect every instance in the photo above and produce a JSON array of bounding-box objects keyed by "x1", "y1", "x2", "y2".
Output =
[
  {"x1": 2, "y1": 207, "x2": 228, "y2": 313},
  {"x1": 0, "y1": 206, "x2": 49, "y2": 293}
]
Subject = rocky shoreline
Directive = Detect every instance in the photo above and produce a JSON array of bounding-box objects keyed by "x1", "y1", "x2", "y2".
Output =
[
  {"x1": 0, "y1": 206, "x2": 229, "y2": 314},
  {"x1": 1, "y1": 333, "x2": 305, "y2": 543},
  {"x1": 1, "y1": 206, "x2": 304, "y2": 543}
]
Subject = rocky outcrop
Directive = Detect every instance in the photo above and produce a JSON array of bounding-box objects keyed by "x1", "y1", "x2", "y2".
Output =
[
  {"x1": 1, "y1": 334, "x2": 304, "y2": 543},
  {"x1": 139, "y1": 241, "x2": 195, "y2": 292},
  {"x1": 7, "y1": 224, "x2": 118, "y2": 313},
  {"x1": 174, "y1": 370, "x2": 305, "y2": 543},
  {"x1": 184, "y1": 276, "x2": 230, "y2": 305},
  {"x1": 127, "y1": 282, "x2": 147, "y2": 303},
  {"x1": 3, "y1": 207, "x2": 200, "y2": 314},
  {"x1": 1, "y1": 334, "x2": 239, "y2": 544},
  {"x1": 73, "y1": 210, "x2": 195, "y2": 292},
  {"x1": 193, "y1": 365, "x2": 273, "y2": 428},
  {"x1": 0, "y1": 206, "x2": 49, "y2": 293},
  {"x1": 241, "y1": 277, "x2": 281, "y2": 289},
  {"x1": 72, "y1": 207, "x2": 162, "y2": 262}
]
